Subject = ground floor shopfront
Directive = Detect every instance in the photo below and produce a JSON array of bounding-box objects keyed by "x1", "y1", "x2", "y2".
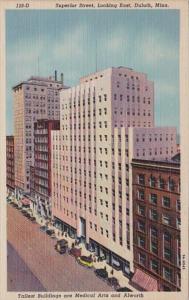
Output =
[
  {"x1": 88, "y1": 238, "x2": 132, "y2": 278},
  {"x1": 53, "y1": 217, "x2": 132, "y2": 279}
]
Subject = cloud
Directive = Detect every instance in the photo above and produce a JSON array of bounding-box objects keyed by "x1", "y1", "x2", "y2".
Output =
[
  {"x1": 134, "y1": 29, "x2": 178, "y2": 66},
  {"x1": 53, "y1": 24, "x2": 89, "y2": 62}
]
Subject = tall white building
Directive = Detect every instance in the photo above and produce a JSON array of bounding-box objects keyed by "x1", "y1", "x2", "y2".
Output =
[
  {"x1": 13, "y1": 73, "x2": 66, "y2": 199},
  {"x1": 51, "y1": 67, "x2": 177, "y2": 277}
]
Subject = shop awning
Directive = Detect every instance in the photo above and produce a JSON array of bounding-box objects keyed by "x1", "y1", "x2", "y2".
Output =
[
  {"x1": 21, "y1": 198, "x2": 30, "y2": 206},
  {"x1": 131, "y1": 268, "x2": 158, "y2": 291}
]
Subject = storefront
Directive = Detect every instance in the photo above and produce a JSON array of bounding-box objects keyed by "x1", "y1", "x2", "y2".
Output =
[
  {"x1": 53, "y1": 217, "x2": 77, "y2": 238},
  {"x1": 89, "y1": 238, "x2": 131, "y2": 276}
]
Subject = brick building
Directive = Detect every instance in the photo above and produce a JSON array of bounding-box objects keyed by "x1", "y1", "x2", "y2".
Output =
[
  {"x1": 6, "y1": 136, "x2": 15, "y2": 192},
  {"x1": 32, "y1": 119, "x2": 60, "y2": 218},
  {"x1": 131, "y1": 158, "x2": 180, "y2": 291}
]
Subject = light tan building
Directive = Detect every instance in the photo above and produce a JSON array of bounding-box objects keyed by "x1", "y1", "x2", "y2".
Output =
[
  {"x1": 13, "y1": 73, "x2": 66, "y2": 200},
  {"x1": 51, "y1": 67, "x2": 177, "y2": 277}
]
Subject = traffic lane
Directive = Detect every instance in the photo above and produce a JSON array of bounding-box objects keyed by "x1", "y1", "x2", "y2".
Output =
[
  {"x1": 7, "y1": 242, "x2": 45, "y2": 291},
  {"x1": 7, "y1": 205, "x2": 113, "y2": 291}
]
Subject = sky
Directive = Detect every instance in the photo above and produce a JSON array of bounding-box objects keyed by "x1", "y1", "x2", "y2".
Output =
[{"x1": 6, "y1": 9, "x2": 179, "y2": 135}]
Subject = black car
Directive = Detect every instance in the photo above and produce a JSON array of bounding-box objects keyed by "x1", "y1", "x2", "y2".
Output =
[
  {"x1": 55, "y1": 239, "x2": 68, "y2": 254},
  {"x1": 15, "y1": 206, "x2": 22, "y2": 211},
  {"x1": 28, "y1": 216, "x2": 36, "y2": 223},
  {"x1": 40, "y1": 225, "x2": 48, "y2": 232},
  {"x1": 94, "y1": 268, "x2": 108, "y2": 280},
  {"x1": 107, "y1": 277, "x2": 120, "y2": 289},
  {"x1": 116, "y1": 287, "x2": 133, "y2": 292},
  {"x1": 46, "y1": 229, "x2": 56, "y2": 238},
  {"x1": 22, "y1": 211, "x2": 31, "y2": 218}
]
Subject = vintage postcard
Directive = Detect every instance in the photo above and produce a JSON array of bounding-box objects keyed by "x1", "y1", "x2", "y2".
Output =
[{"x1": 0, "y1": 0, "x2": 188, "y2": 299}]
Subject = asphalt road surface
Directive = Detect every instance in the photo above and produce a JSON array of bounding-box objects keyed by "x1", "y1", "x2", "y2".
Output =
[
  {"x1": 7, "y1": 204, "x2": 113, "y2": 292},
  {"x1": 7, "y1": 242, "x2": 45, "y2": 291}
]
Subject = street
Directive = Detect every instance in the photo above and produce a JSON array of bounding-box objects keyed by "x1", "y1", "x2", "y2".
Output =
[
  {"x1": 7, "y1": 204, "x2": 113, "y2": 291},
  {"x1": 7, "y1": 242, "x2": 45, "y2": 291}
]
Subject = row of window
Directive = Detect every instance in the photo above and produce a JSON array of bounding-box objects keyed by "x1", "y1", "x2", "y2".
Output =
[
  {"x1": 137, "y1": 205, "x2": 181, "y2": 228},
  {"x1": 137, "y1": 191, "x2": 180, "y2": 210},
  {"x1": 136, "y1": 135, "x2": 174, "y2": 143},
  {"x1": 138, "y1": 174, "x2": 179, "y2": 192},
  {"x1": 138, "y1": 253, "x2": 180, "y2": 284},
  {"x1": 114, "y1": 110, "x2": 151, "y2": 117}
]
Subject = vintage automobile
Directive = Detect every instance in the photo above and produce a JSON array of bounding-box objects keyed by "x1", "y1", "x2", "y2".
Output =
[
  {"x1": 77, "y1": 256, "x2": 93, "y2": 268},
  {"x1": 46, "y1": 229, "x2": 56, "y2": 238},
  {"x1": 107, "y1": 277, "x2": 120, "y2": 289},
  {"x1": 69, "y1": 247, "x2": 81, "y2": 258},
  {"x1": 39, "y1": 225, "x2": 49, "y2": 232},
  {"x1": 94, "y1": 268, "x2": 108, "y2": 280},
  {"x1": 55, "y1": 239, "x2": 68, "y2": 254}
]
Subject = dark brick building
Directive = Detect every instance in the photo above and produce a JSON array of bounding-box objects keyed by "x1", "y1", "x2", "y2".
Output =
[
  {"x1": 131, "y1": 158, "x2": 180, "y2": 291},
  {"x1": 6, "y1": 136, "x2": 15, "y2": 191},
  {"x1": 33, "y1": 119, "x2": 60, "y2": 218}
]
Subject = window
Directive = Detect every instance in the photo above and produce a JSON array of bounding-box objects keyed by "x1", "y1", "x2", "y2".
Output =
[
  {"x1": 138, "y1": 236, "x2": 145, "y2": 248},
  {"x1": 150, "y1": 259, "x2": 159, "y2": 273},
  {"x1": 151, "y1": 241, "x2": 158, "y2": 255},
  {"x1": 138, "y1": 174, "x2": 145, "y2": 185},
  {"x1": 150, "y1": 209, "x2": 158, "y2": 221},
  {"x1": 150, "y1": 194, "x2": 157, "y2": 205},
  {"x1": 162, "y1": 196, "x2": 170, "y2": 208},
  {"x1": 164, "y1": 231, "x2": 171, "y2": 242},
  {"x1": 168, "y1": 178, "x2": 175, "y2": 191},
  {"x1": 177, "y1": 217, "x2": 181, "y2": 229},
  {"x1": 176, "y1": 200, "x2": 181, "y2": 211},
  {"x1": 162, "y1": 214, "x2": 171, "y2": 225},
  {"x1": 139, "y1": 253, "x2": 146, "y2": 266},
  {"x1": 163, "y1": 266, "x2": 173, "y2": 282},
  {"x1": 138, "y1": 189, "x2": 145, "y2": 200},
  {"x1": 164, "y1": 247, "x2": 172, "y2": 261},
  {"x1": 150, "y1": 227, "x2": 158, "y2": 238},
  {"x1": 149, "y1": 175, "x2": 156, "y2": 187},
  {"x1": 138, "y1": 205, "x2": 145, "y2": 216},
  {"x1": 138, "y1": 221, "x2": 145, "y2": 232}
]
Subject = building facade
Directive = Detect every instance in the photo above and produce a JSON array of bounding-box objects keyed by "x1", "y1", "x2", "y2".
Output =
[
  {"x1": 33, "y1": 119, "x2": 60, "y2": 218},
  {"x1": 131, "y1": 159, "x2": 180, "y2": 291},
  {"x1": 13, "y1": 73, "x2": 66, "y2": 200},
  {"x1": 6, "y1": 136, "x2": 15, "y2": 192},
  {"x1": 51, "y1": 67, "x2": 177, "y2": 278}
]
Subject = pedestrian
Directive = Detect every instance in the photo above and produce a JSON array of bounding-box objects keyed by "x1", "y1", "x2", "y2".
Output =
[{"x1": 111, "y1": 269, "x2": 114, "y2": 275}]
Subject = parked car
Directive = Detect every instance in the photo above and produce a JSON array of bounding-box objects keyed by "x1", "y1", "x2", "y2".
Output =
[
  {"x1": 39, "y1": 225, "x2": 48, "y2": 232},
  {"x1": 107, "y1": 277, "x2": 120, "y2": 289},
  {"x1": 116, "y1": 287, "x2": 133, "y2": 292},
  {"x1": 15, "y1": 205, "x2": 22, "y2": 210},
  {"x1": 69, "y1": 247, "x2": 81, "y2": 258},
  {"x1": 94, "y1": 268, "x2": 108, "y2": 280},
  {"x1": 77, "y1": 256, "x2": 93, "y2": 268},
  {"x1": 28, "y1": 216, "x2": 36, "y2": 223},
  {"x1": 22, "y1": 211, "x2": 31, "y2": 218},
  {"x1": 55, "y1": 239, "x2": 68, "y2": 254},
  {"x1": 46, "y1": 229, "x2": 56, "y2": 238}
]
